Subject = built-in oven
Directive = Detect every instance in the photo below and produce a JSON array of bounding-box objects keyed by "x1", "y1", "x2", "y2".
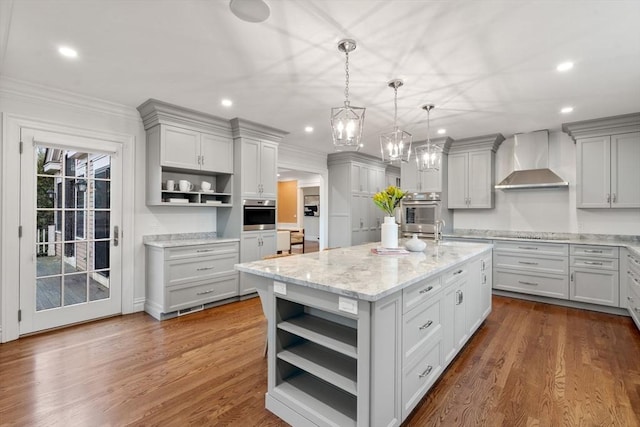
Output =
[
  {"x1": 243, "y1": 199, "x2": 276, "y2": 231},
  {"x1": 400, "y1": 192, "x2": 442, "y2": 238}
]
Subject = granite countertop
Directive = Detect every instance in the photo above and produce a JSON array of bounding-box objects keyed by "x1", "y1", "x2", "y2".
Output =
[
  {"x1": 444, "y1": 229, "x2": 640, "y2": 257},
  {"x1": 235, "y1": 241, "x2": 492, "y2": 302},
  {"x1": 143, "y1": 232, "x2": 239, "y2": 248}
]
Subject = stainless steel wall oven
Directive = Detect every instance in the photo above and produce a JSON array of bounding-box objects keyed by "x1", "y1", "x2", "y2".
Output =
[
  {"x1": 400, "y1": 192, "x2": 442, "y2": 238},
  {"x1": 243, "y1": 199, "x2": 276, "y2": 231}
]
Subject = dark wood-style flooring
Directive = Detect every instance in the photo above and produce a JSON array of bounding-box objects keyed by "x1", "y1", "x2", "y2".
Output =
[{"x1": 1, "y1": 296, "x2": 638, "y2": 426}]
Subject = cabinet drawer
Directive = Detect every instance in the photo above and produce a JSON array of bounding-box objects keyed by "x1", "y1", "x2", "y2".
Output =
[
  {"x1": 628, "y1": 266, "x2": 640, "y2": 296},
  {"x1": 626, "y1": 281, "x2": 640, "y2": 330},
  {"x1": 402, "y1": 340, "x2": 442, "y2": 420},
  {"x1": 570, "y1": 256, "x2": 619, "y2": 271},
  {"x1": 494, "y1": 240, "x2": 568, "y2": 256},
  {"x1": 627, "y1": 251, "x2": 640, "y2": 277},
  {"x1": 166, "y1": 274, "x2": 239, "y2": 312},
  {"x1": 403, "y1": 296, "x2": 442, "y2": 362},
  {"x1": 167, "y1": 253, "x2": 238, "y2": 286},
  {"x1": 570, "y1": 245, "x2": 619, "y2": 258},
  {"x1": 494, "y1": 252, "x2": 568, "y2": 275},
  {"x1": 165, "y1": 242, "x2": 239, "y2": 260},
  {"x1": 403, "y1": 277, "x2": 441, "y2": 313},
  {"x1": 442, "y1": 264, "x2": 469, "y2": 287},
  {"x1": 493, "y1": 269, "x2": 568, "y2": 299}
]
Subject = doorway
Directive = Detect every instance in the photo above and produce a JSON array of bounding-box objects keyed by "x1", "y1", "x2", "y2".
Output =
[{"x1": 19, "y1": 127, "x2": 123, "y2": 335}]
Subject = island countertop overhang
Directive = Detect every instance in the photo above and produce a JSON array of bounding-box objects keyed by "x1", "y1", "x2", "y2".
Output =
[{"x1": 235, "y1": 241, "x2": 493, "y2": 302}]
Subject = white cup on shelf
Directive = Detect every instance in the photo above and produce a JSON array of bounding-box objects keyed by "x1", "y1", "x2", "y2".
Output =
[
  {"x1": 165, "y1": 180, "x2": 175, "y2": 191},
  {"x1": 178, "y1": 180, "x2": 193, "y2": 192},
  {"x1": 200, "y1": 181, "x2": 212, "y2": 191}
]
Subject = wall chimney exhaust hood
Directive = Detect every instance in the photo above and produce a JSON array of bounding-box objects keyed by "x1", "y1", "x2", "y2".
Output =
[{"x1": 495, "y1": 130, "x2": 569, "y2": 190}]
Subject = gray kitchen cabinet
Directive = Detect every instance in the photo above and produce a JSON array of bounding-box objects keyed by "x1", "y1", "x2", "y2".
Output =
[
  {"x1": 240, "y1": 231, "x2": 276, "y2": 295},
  {"x1": 563, "y1": 113, "x2": 640, "y2": 208},
  {"x1": 493, "y1": 240, "x2": 569, "y2": 299},
  {"x1": 569, "y1": 245, "x2": 619, "y2": 307},
  {"x1": 401, "y1": 137, "x2": 453, "y2": 193},
  {"x1": 447, "y1": 134, "x2": 504, "y2": 209},
  {"x1": 441, "y1": 264, "x2": 469, "y2": 366},
  {"x1": 239, "y1": 138, "x2": 278, "y2": 199},
  {"x1": 328, "y1": 152, "x2": 387, "y2": 248},
  {"x1": 144, "y1": 241, "x2": 240, "y2": 320},
  {"x1": 138, "y1": 99, "x2": 234, "y2": 207},
  {"x1": 624, "y1": 249, "x2": 640, "y2": 331},
  {"x1": 385, "y1": 165, "x2": 401, "y2": 189}
]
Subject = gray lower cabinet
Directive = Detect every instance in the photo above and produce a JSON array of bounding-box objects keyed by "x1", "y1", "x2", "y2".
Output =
[
  {"x1": 145, "y1": 241, "x2": 239, "y2": 320},
  {"x1": 569, "y1": 245, "x2": 619, "y2": 307},
  {"x1": 625, "y1": 249, "x2": 640, "y2": 330},
  {"x1": 265, "y1": 252, "x2": 491, "y2": 426},
  {"x1": 493, "y1": 240, "x2": 569, "y2": 299}
]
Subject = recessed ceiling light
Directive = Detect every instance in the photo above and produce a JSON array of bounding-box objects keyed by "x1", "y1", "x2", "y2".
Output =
[
  {"x1": 561, "y1": 106, "x2": 574, "y2": 114},
  {"x1": 58, "y1": 46, "x2": 78, "y2": 58},
  {"x1": 304, "y1": 126, "x2": 314, "y2": 133},
  {"x1": 556, "y1": 61, "x2": 574, "y2": 72},
  {"x1": 229, "y1": 0, "x2": 270, "y2": 23},
  {"x1": 437, "y1": 128, "x2": 446, "y2": 135},
  {"x1": 221, "y1": 99, "x2": 233, "y2": 107}
]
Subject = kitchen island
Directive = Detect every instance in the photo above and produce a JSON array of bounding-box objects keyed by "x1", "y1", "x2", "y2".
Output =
[{"x1": 235, "y1": 241, "x2": 493, "y2": 427}]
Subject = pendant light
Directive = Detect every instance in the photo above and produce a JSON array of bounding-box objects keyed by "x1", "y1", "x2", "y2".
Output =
[
  {"x1": 415, "y1": 104, "x2": 442, "y2": 171},
  {"x1": 330, "y1": 39, "x2": 366, "y2": 151},
  {"x1": 380, "y1": 79, "x2": 412, "y2": 164}
]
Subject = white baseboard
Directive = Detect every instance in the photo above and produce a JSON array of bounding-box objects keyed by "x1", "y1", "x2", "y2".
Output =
[{"x1": 133, "y1": 297, "x2": 146, "y2": 313}]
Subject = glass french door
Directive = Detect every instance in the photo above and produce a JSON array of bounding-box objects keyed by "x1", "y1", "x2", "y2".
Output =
[{"x1": 19, "y1": 128, "x2": 122, "y2": 334}]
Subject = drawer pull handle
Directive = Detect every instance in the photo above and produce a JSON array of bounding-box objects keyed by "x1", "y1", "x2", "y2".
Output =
[
  {"x1": 583, "y1": 261, "x2": 603, "y2": 266},
  {"x1": 418, "y1": 365, "x2": 433, "y2": 378},
  {"x1": 197, "y1": 249, "x2": 216, "y2": 253},
  {"x1": 453, "y1": 269, "x2": 463, "y2": 276},
  {"x1": 518, "y1": 246, "x2": 538, "y2": 250},
  {"x1": 584, "y1": 249, "x2": 603, "y2": 253},
  {"x1": 196, "y1": 289, "x2": 215, "y2": 295},
  {"x1": 419, "y1": 286, "x2": 434, "y2": 294},
  {"x1": 518, "y1": 261, "x2": 538, "y2": 265},
  {"x1": 518, "y1": 280, "x2": 538, "y2": 286},
  {"x1": 197, "y1": 267, "x2": 215, "y2": 271},
  {"x1": 628, "y1": 255, "x2": 640, "y2": 265},
  {"x1": 419, "y1": 320, "x2": 434, "y2": 330}
]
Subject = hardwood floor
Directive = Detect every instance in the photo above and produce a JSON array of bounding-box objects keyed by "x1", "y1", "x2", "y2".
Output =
[{"x1": 1, "y1": 296, "x2": 638, "y2": 426}]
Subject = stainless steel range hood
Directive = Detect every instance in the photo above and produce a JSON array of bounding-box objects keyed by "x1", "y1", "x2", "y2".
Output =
[{"x1": 495, "y1": 130, "x2": 569, "y2": 190}]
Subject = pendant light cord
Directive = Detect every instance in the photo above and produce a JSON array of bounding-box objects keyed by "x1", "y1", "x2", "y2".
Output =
[
  {"x1": 344, "y1": 51, "x2": 350, "y2": 107},
  {"x1": 393, "y1": 85, "x2": 398, "y2": 129}
]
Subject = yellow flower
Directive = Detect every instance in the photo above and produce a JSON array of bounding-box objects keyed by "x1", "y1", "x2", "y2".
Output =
[{"x1": 372, "y1": 185, "x2": 406, "y2": 216}]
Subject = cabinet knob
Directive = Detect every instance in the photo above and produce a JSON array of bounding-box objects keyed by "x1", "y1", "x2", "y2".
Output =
[
  {"x1": 612, "y1": 193, "x2": 617, "y2": 203},
  {"x1": 606, "y1": 193, "x2": 610, "y2": 203}
]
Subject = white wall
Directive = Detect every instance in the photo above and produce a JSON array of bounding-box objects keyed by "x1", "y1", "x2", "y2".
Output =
[
  {"x1": 0, "y1": 78, "x2": 218, "y2": 341},
  {"x1": 453, "y1": 131, "x2": 640, "y2": 235}
]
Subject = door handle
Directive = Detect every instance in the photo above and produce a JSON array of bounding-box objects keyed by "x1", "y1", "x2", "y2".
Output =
[{"x1": 114, "y1": 226, "x2": 119, "y2": 247}]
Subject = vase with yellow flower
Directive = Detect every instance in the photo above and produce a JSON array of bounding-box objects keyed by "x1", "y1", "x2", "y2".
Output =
[{"x1": 372, "y1": 185, "x2": 406, "y2": 248}]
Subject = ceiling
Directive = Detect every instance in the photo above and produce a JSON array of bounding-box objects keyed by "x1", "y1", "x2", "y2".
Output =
[{"x1": 1, "y1": 0, "x2": 639, "y2": 159}]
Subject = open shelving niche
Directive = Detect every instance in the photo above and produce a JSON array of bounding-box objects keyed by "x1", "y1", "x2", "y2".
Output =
[
  {"x1": 270, "y1": 293, "x2": 367, "y2": 427},
  {"x1": 157, "y1": 168, "x2": 233, "y2": 206}
]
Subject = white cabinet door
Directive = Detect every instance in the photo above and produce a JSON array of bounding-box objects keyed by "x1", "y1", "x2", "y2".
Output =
[
  {"x1": 466, "y1": 258, "x2": 482, "y2": 333},
  {"x1": 611, "y1": 132, "x2": 640, "y2": 208},
  {"x1": 240, "y1": 232, "x2": 261, "y2": 263},
  {"x1": 443, "y1": 279, "x2": 467, "y2": 366},
  {"x1": 468, "y1": 151, "x2": 493, "y2": 208},
  {"x1": 200, "y1": 132, "x2": 233, "y2": 173},
  {"x1": 447, "y1": 153, "x2": 468, "y2": 208},
  {"x1": 570, "y1": 268, "x2": 619, "y2": 307},
  {"x1": 241, "y1": 139, "x2": 261, "y2": 198},
  {"x1": 260, "y1": 141, "x2": 278, "y2": 199},
  {"x1": 401, "y1": 160, "x2": 420, "y2": 192},
  {"x1": 576, "y1": 136, "x2": 611, "y2": 208},
  {"x1": 260, "y1": 231, "x2": 277, "y2": 259},
  {"x1": 161, "y1": 125, "x2": 200, "y2": 170},
  {"x1": 351, "y1": 164, "x2": 363, "y2": 193},
  {"x1": 420, "y1": 167, "x2": 442, "y2": 193},
  {"x1": 480, "y1": 256, "x2": 492, "y2": 320}
]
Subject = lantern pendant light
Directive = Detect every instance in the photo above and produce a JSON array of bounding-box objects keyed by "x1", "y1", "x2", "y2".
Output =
[
  {"x1": 380, "y1": 79, "x2": 412, "y2": 164},
  {"x1": 415, "y1": 104, "x2": 443, "y2": 171},
  {"x1": 330, "y1": 39, "x2": 366, "y2": 151}
]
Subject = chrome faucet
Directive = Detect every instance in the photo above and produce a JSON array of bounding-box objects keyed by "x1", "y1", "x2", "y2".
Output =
[{"x1": 434, "y1": 219, "x2": 445, "y2": 244}]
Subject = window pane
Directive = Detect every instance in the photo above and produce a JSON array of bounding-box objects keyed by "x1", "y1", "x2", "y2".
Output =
[
  {"x1": 64, "y1": 178, "x2": 77, "y2": 208},
  {"x1": 64, "y1": 242, "x2": 87, "y2": 273},
  {"x1": 36, "y1": 246, "x2": 61, "y2": 277},
  {"x1": 36, "y1": 276, "x2": 61, "y2": 311},
  {"x1": 94, "y1": 240, "x2": 110, "y2": 271},
  {"x1": 37, "y1": 176, "x2": 56, "y2": 209},
  {"x1": 94, "y1": 211, "x2": 110, "y2": 239},
  {"x1": 94, "y1": 180, "x2": 110, "y2": 209},
  {"x1": 76, "y1": 210, "x2": 86, "y2": 239},
  {"x1": 90, "y1": 271, "x2": 110, "y2": 302},
  {"x1": 35, "y1": 211, "x2": 56, "y2": 256},
  {"x1": 63, "y1": 273, "x2": 87, "y2": 306}
]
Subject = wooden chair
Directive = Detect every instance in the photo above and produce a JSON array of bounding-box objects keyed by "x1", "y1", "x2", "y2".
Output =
[{"x1": 290, "y1": 229, "x2": 305, "y2": 253}]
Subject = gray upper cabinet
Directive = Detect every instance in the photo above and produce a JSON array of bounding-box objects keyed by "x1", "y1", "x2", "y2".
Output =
[
  {"x1": 447, "y1": 134, "x2": 504, "y2": 209},
  {"x1": 401, "y1": 137, "x2": 453, "y2": 193},
  {"x1": 563, "y1": 113, "x2": 640, "y2": 209},
  {"x1": 160, "y1": 125, "x2": 233, "y2": 174}
]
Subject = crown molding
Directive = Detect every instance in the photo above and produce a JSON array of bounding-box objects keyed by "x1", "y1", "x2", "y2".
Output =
[
  {"x1": 230, "y1": 117, "x2": 288, "y2": 142},
  {"x1": 137, "y1": 98, "x2": 231, "y2": 136},
  {"x1": 0, "y1": 76, "x2": 140, "y2": 121},
  {"x1": 562, "y1": 113, "x2": 640, "y2": 142},
  {"x1": 449, "y1": 133, "x2": 505, "y2": 153},
  {"x1": 412, "y1": 136, "x2": 454, "y2": 154}
]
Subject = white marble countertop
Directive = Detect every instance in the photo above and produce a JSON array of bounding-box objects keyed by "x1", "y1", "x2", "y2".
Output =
[
  {"x1": 235, "y1": 241, "x2": 492, "y2": 302},
  {"x1": 144, "y1": 236, "x2": 239, "y2": 248}
]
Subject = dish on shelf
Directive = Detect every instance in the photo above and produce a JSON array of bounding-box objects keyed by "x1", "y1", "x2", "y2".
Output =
[
  {"x1": 204, "y1": 200, "x2": 222, "y2": 205},
  {"x1": 167, "y1": 198, "x2": 189, "y2": 204},
  {"x1": 200, "y1": 189, "x2": 215, "y2": 193}
]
